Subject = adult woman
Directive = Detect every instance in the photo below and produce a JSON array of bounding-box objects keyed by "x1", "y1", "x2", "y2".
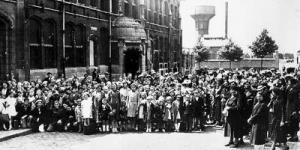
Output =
[
  {"x1": 248, "y1": 93, "x2": 269, "y2": 150},
  {"x1": 268, "y1": 87, "x2": 289, "y2": 150}
]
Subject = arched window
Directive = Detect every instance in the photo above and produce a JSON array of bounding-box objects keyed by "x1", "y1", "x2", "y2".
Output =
[
  {"x1": 29, "y1": 19, "x2": 57, "y2": 69},
  {"x1": 75, "y1": 25, "x2": 86, "y2": 67},
  {"x1": 99, "y1": 28, "x2": 109, "y2": 65},
  {"x1": 43, "y1": 20, "x2": 56, "y2": 68},
  {"x1": 65, "y1": 23, "x2": 75, "y2": 67},
  {"x1": 29, "y1": 19, "x2": 42, "y2": 69},
  {"x1": 65, "y1": 23, "x2": 86, "y2": 67}
]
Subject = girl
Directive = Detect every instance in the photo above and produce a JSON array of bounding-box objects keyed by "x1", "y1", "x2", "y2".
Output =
[
  {"x1": 109, "y1": 84, "x2": 121, "y2": 133},
  {"x1": 137, "y1": 92, "x2": 147, "y2": 131},
  {"x1": 100, "y1": 98, "x2": 112, "y2": 133},
  {"x1": 172, "y1": 95, "x2": 181, "y2": 132},
  {"x1": 5, "y1": 91, "x2": 17, "y2": 130},
  {"x1": 145, "y1": 96, "x2": 154, "y2": 132},
  {"x1": 81, "y1": 92, "x2": 93, "y2": 135},
  {"x1": 75, "y1": 99, "x2": 83, "y2": 133},
  {"x1": 163, "y1": 96, "x2": 173, "y2": 132},
  {"x1": 248, "y1": 93, "x2": 269, "y2": 150},
  {"x1": 127, "y1": 84, "x2": 139, "y2": 131}
]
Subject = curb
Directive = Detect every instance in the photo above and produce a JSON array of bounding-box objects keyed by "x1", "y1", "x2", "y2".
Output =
[{"x1": 0, "y1": 130, "x2": 32, "y2": 142}]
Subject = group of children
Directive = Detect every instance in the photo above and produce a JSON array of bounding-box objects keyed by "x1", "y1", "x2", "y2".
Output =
[{"x1": 1, "y1": 69, "x2": 299, "y2": 150}]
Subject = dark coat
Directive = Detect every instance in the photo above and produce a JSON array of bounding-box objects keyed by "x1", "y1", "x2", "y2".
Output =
[
  {"x1": 269, "y1": 96, "x2": 287, "y2": 143},
  {"x1": 192, "y1": 97, "x2": 204, "y2": 118},
  {"x1": 109, "y1": 90, "x2": 121, "y2": 120},
  {"x1": 249, "y1": 102, "x2": 268, "y2": 145},
  {"x1": 226, "y1": 94, "x2": 243, "y2": 138}
]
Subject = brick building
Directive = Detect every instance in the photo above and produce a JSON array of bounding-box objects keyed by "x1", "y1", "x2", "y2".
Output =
[{"x1": 0, "y1": 0, "x2": 182, "y2": 81}]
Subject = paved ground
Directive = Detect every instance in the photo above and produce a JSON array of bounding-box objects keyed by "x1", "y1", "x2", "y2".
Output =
[{"x1": 0, "y1": 127, "x2": 299, "y2": 150}]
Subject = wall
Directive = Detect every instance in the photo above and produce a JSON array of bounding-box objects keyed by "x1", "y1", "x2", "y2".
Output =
[{"x1": 199, "y1": 58, "x2": 279, "y2": 70}]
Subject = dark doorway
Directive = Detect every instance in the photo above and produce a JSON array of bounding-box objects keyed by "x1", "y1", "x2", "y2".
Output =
[
  {"x1": 124, "y1": 48, "x2": 140, "y2": 78},
  {"x1": 0, "y1": 18, "x2": 8, "y2": 81}
]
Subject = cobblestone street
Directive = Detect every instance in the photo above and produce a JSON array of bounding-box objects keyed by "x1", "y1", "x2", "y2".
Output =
[{"x1": 1, "y1": 127, "x2": 300, "y2": 150}]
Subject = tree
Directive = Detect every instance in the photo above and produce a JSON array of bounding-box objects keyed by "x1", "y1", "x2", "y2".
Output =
[
  {"x1": 249, "y1": 29, "x2": 278, "y2": 70},
  {"x1": 194, "y1": 44, "x2": 210, "y2": 69},
  {"x1": 220, "y1": 40, "x2": 243, "y2": 69}
]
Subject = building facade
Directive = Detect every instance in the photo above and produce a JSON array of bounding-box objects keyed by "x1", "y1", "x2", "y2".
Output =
[{"x1": 0, "y1": 0, "x2": 182, "y2": 81}]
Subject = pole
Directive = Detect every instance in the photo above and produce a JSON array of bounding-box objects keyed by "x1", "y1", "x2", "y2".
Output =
[
  {"x1": 62, "y1": 0, "x2": 66, "y2": 77},
  {"x1": 109, "y1": 0, "x2": 112, "y2": 81},
  {"x1": 225, "y1": 1, "x2": 228, "y2": 39}
]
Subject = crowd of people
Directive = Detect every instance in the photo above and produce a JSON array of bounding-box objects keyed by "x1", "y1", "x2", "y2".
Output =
[{"x1": 0, "y1": 68, "x2": 299, "y2": 150}]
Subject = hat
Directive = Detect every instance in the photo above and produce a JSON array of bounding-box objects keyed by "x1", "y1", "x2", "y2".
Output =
[
  {"x1": 35, "y1": 99, "x2": 43, "y2": 104},
  {"x1": 257, "y1": 85, "x2": 264, "y2": 91}
]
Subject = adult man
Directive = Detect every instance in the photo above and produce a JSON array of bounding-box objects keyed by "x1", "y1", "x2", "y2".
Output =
[{"x1": 224, "y1": 86, "x2": 242, "y2": 148}]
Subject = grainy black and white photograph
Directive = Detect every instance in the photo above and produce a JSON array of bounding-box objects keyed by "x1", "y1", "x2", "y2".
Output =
[{"x1": 0, "y1": 0, "x2": 300, "y2": 150}]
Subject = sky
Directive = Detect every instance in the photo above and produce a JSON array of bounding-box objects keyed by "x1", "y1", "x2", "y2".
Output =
[{"x1": 180, "y1": 0, "x2": 300, "y2": 54}]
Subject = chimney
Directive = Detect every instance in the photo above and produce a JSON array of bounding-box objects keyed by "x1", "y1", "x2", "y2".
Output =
[{"x1": 225, "y1": 1, "x2": 228, "y2": 39}]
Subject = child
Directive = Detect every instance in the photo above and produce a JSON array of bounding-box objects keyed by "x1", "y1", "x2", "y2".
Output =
[
  {"x1": 248, "y1": 93, "x2": 269, "y2": 150},
  {"x1": 145, "y1": 96, "x2": 154, "y2": 132},
  {"x1": 74, "y1": 99, "x2": 83, "y2": 133},
  {"x1": 137, "y1": 92, "x2": 147, "y2": 131},
  {"x1": 172, "y1": 95, "x2": 181, "y2": 132},
  {"x1": 5, "y1": 91, "x2": 17, "y2": 130},
  {"x1": 81, "y1": 92, "x2": 93, "y2": 135},
  {"x1": 183, "y1": 93, "x2": 193, "y2": 132},
  {"x1": 100, "y1": 98, "x2": 111, "y2": 133},
  {"x1": 163, "y1": 96, "x2": 173, "y2": 132},
  {"x1": 127, "y1": 84, "x2": 139, "y2": 131}
]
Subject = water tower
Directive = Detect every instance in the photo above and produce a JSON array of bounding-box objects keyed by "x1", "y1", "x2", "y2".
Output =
[{"x1": 191, "y1": 6, "x2": 215, "y2": 38}]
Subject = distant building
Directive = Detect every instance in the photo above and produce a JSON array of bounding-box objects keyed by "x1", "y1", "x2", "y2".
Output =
[
  {"x1": 200, "y1": 36, "x2": 229, "y2": 59},
  {"x1": 0, "y1": 0, "x2": 182, "y2": 81}
]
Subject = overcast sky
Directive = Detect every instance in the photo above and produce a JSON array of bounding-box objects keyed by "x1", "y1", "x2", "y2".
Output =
[{"x1": 180, "y1": 0, "x2": 300, "y2": 54}]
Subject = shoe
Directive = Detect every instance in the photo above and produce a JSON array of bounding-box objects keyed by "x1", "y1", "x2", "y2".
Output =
[
  {"x1": 288, "y1": 137, "x2": 298, "y2": 142},
  {"x1": 225, "y1": 142, "x2": 234, "y2": 146},
  {"x1": 239, "y1": 140, "x2": 245, "y2": 145},
  {"x1": 230, "y1": 143, "x2": 239, "y2": 148}
]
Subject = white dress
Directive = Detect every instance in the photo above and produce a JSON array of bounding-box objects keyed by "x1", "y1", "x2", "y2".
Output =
[
  {"x1": 81, "y1": 97, "x2": 93, "y2": 119},
  {"x1": 5, "y1": 97, "x2": 17, "y2": 116},
  {"x1": 127, "y1": 90, "x2": 139, "y2": 118}
]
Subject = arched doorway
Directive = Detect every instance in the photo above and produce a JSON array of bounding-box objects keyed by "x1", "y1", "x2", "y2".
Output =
[
  {"x1": 124, "y1": 48, "x2": 140, "y2": 78},
  {"x1": 0, "y1": 17, "x2": 8, "y2": 80}
]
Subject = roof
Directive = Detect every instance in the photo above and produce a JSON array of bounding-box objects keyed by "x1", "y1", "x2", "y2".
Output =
[
  {"x1": 201, "y1": 37, "x2": 229, "y2": 47},
  {"x1": 112, "y1": 16, "x2": 146, "y2": 42}
]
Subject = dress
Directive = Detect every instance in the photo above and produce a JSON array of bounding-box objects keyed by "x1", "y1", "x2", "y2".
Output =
[
  {"x1": 270, "y1": 97, "x2": 287, "y2": 143},
  {"x1": 127, "y1": 90, "x2": 139, "y2": 118},
  {"x1": 81, "y1": 97, "x2": 93, "y2": 119},
  {"x1": 249, "y1": 102, "x2": 269, "y2": 145},
  {"x1": 5, "y1": 97, "x2": 17, "y2": 117},
  {"x1": 172, "y1": 100, "x2": 181, "y2": 122}
]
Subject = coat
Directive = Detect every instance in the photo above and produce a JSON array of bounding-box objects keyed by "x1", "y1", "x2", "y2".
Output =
[
  {"x1": 109, "y1": 90, "x2": 121, "y2": 120},
  {"x1": 269, "y1": 96, "x2": 287, "y2": 143},
  {"x1": 249, "y1": 102, "x2": 268, "y2": 145}
]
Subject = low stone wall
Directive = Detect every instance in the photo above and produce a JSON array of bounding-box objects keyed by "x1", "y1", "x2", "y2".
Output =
[
  {"x1": 199, "y1": 58, "x2": 279, "y2": 69},
  {"x1": 29, "y1": 65, "x2": 112, "y2": 81}
]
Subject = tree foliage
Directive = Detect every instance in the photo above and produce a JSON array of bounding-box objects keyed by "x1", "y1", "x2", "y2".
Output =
[
  {"x1": 194, "y1": 45, "x2": 210, "y2": 63},
  {"x1": 249, "y1": 29, "x2": 278, "y2": 58},
  {"x1": 220, "y1": 40, "x2": 243, "y2": 62}
]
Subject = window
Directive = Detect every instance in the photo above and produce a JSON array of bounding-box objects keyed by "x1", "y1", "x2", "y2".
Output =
[
  {"x1": 124, "y1": 2, "x2": 130, "y2": 17},
  {"x1": 65, "y1": 23, "x2": 86, "y2": 67},
  {"x1": 29, "y1": 19, "x2": 57, "y2": 69},
  {"x1": 132, "y1": 5, "x2": 138, "y2": 19},
  {"x1": 90, "y1": 0, "x2": 97, "y2": 7},
  {"x1": 29, "y1": 19, "x2": 42, "y2": 69},
  {"x1": 43, "y1": 20, "x2": 57, "y2": 68},
  {"x1": 78, "y1": 0, "x2": 85, "y2": 5},
  {"x1": 100, "y1": 0, "x2": 108, "y2": 11}
]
